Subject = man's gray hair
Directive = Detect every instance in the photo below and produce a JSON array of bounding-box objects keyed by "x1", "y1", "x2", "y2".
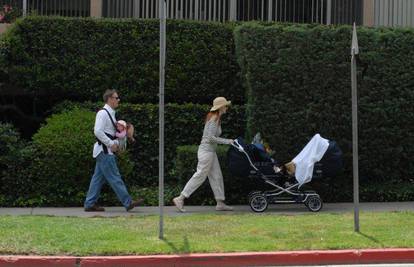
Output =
[{"x1": 103, "y1": 89, "x2": 118, "y2": 102}]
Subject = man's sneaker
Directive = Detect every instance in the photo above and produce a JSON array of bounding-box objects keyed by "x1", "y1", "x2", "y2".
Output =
[
  {"x1": 126, "y1": 198, "x2": 144, "y2": 211},
  {"x1": 84, "y1": 205, "x2": 105, "y2": 212},
  {"x1": 215, "y1": 203, "x2": 233, "y2": 211},
  {"x1": 173, "y1": 197, "x2": 186, "y2": 212}
]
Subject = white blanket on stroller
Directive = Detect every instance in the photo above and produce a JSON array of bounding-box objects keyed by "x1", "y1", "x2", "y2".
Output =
[{"x1": 292, "y1": 134, "x2": 329, "y2": 186}]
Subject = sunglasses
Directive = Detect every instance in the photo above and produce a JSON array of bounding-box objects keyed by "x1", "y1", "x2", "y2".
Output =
[{"x1": 111, "y1": 96, "x2": 121, "y2": 100}]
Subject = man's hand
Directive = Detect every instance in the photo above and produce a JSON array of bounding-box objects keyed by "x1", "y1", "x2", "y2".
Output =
[{"x1": 111, "y1": 144, "x2": 119, "y2": 152}]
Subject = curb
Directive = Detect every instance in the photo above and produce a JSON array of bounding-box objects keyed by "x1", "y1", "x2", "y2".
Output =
[{"x1": 0, "y1": 249, "x2": 413, "y2": 267}]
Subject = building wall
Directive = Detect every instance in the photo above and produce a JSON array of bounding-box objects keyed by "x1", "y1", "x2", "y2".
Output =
[
  {"x1": 0, "y1": 0, "x2": 90, "y2": 17},
  {"x1": 374, "y1": 0, "x2": 414, "y2": 27},
  {"x1": 101, "y1": 0, "x2": 363, "y2": 25},
  {"x1": 4, "y1": 0, "x2": 414, "y2": 28}
]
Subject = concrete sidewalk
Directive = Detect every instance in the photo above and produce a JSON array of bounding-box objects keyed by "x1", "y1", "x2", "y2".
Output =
[{"x1": 0, "y1": 202, "x2": 413, "y2": 217}]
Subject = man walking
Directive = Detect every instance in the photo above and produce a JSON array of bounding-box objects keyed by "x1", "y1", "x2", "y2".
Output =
[{"x1": 84, "y1": 89, "x2": 141, "y2": 212}]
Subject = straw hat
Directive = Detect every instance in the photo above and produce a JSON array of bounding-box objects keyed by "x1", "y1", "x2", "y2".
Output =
[{"x1": 210, "y1": 97, "x2": 231, "y2": 111}]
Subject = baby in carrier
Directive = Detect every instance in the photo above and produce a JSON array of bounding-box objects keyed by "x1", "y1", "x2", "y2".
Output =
[{"x1": 115, "y1": 120, "x2": 136, "y2": 152}]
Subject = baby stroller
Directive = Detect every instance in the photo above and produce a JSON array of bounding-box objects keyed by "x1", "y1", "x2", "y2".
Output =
[{"x1": 227, "y1": 134, "x2": 342, "y2": 212}]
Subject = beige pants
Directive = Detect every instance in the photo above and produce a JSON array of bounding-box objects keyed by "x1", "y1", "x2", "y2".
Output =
[{"x1": 181, "y1": 149, "x2": 225, "y2": 201}]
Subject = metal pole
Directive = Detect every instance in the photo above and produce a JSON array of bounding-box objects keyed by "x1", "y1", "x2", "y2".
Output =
[
  {"x1": 23, "y1": 0, "x2": 28, "y2": 16},
  {"x1": 229, "y1": 0, "x2": 236, "y2": 21},
  {"x1": 268, "y1": 0, "x2": 273, "y2": 21},
  {"x1": 351, "y1": 22, "x2": 359, "y2": 232},
  {"x1": 159, "y1": 0, "x2": 166, "y2": 240},
  {"x1": 326, "y1": 0, "x2": 332, "y2": 24}
]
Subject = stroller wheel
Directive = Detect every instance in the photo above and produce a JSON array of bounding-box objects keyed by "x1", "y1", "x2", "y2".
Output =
[
  {"x1": 249, "y1": 193, "x2": 268, "y2": 213},
  {"x1": 248, "y1": 191, "x2": 262, "y2": 201},
  {"x1": 305, "y1": 195, "x2": 323, "y2": 212}
]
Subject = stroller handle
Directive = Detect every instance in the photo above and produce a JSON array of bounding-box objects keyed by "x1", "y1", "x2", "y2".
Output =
[
  {"x1": 231, "y1": 139, "x2": 244, "y2": 152},
  {"x1": 231, "y1": 139, "x2": 259, "y2": 172}
]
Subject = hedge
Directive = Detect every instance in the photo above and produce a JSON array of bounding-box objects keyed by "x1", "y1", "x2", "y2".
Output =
[
  {"x1": 0, "y1": 119, "x2": 180, "y2": 207},
  {"x1": 25, "y1": 109, "x2": 135, "y2": 206},
  {"x1": 234, "y1": 23, "x2": 414, "y2": 199},
  {"x1": 1, "y1": 16, "x2": 243, "y2": 104},
  {"x1": 0, "y1": 123, "x2": 34, "y2": 206},
  {"x1": 51, "y1": 101, "x2": 246, "y2": 187},
  {"x1": 2, "y1": 122, "x2": 412, "y2": 206}
]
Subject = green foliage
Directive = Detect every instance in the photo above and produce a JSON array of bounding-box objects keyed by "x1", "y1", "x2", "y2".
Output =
[
  {"x1": 2, "y1": 20, "x2": 414, "y2": 205},
  {"x1": 0, "y1": 123, "x2": 22, "y2": 163},
  {"x1": 234, "y1": 23, "x2": 414, "y2": 199},
  {"x1": 2, "y1": 16, "x2": 243, "y2": 104},
  {"x1": 130, "y1": 185, "x2": 181, "y2": 206},
  {"x1": 28, "y1": 108, "x2": 134, "y2": 206},
  {"x1": 360, "y1": 182, "x2": 414, "y2": 202},
  {"x1": 0, "y1": 123, "x2": 34, "y2": 206}
]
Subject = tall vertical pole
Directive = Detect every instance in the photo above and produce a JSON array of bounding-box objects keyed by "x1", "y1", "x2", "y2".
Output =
[
  {"x1": 229, "y1": 0, "x2": 236, "y2": 21},
  {"x1": 268, "y1": 0, "x2": 273, "y2": 21},
  {"x1": 23, "y1": 0, "x2": 28, "y2": 16},
  {"x1": 159, "y1": 0, "x2": 166, "y2": 240},
  {"x1": 351, "y1": 22, "x2": 360, "y2": 232},
  {"x1": 326, "y1": 0, "x2": 332, "y2": 24}
]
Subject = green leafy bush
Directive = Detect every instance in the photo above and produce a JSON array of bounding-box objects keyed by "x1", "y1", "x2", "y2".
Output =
[
  {"x1": 29, "y1": 108, "x2": 134, "y2": 206},
  {"x1": 0, "y1": 123, "x2": 34, "y2": 206},
  {"x1": 234, "y1": 23, "x2": 414, "y2": 201},
  {"x1": 130, "y1": 185, "x2": 181, "y2": 206},
  {"x1": 2, "y1": 16, "x2": 243, "y2": 104}
]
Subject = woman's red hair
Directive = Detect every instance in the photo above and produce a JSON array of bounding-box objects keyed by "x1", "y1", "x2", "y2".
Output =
[{"x1": 205, "y1": 110, "x2": 221, "y2": 124}]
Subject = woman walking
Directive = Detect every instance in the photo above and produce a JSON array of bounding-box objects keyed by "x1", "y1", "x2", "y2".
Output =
[{"x1": 173, "y1": 97, "x2": 235, "y2": 212}]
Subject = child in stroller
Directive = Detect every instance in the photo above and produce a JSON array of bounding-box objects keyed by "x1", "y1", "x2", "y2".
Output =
[
  {"x1": 229, "y1": 133, "x2": 291, "y2": 186},
  {"x1": 227, "y1": 133, "x2": 343, "y2": 212}
]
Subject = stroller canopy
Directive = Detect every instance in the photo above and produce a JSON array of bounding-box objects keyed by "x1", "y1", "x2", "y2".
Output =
[{"x1": 292, "y1": 134, "x2": 343, "y2": 185}]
